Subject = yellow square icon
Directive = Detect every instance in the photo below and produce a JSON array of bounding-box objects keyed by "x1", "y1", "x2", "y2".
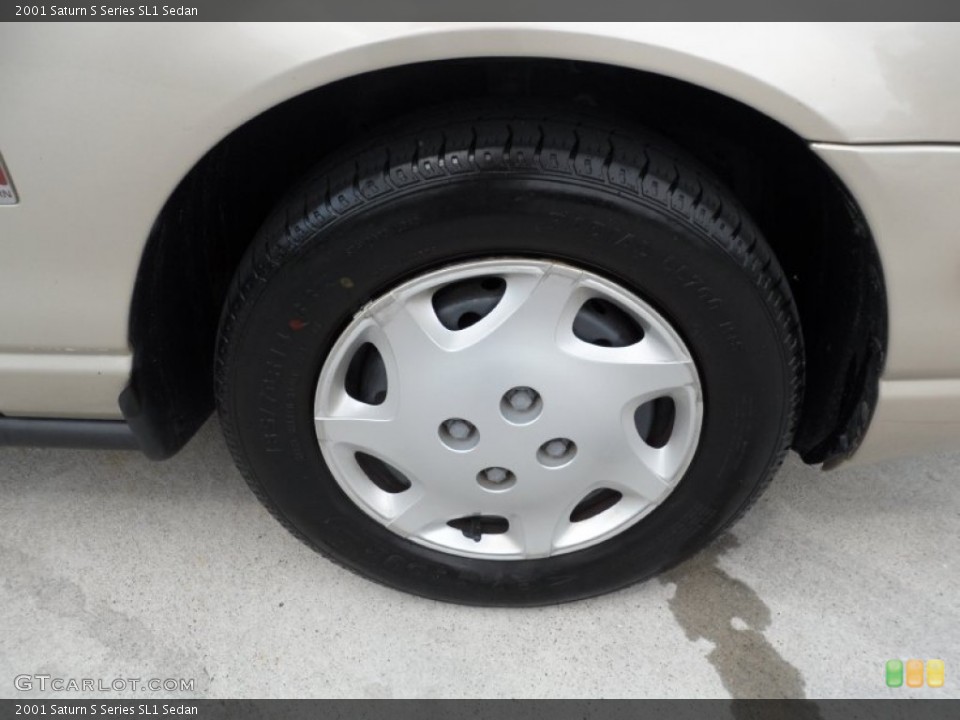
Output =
[{"x1": 927, "y1": 659, "x2": 945, "y2": 688}]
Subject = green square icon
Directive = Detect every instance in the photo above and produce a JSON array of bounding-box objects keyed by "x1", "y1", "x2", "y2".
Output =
[{"x1": 886, "y1": 659, "x2": 904, "y2": 687}]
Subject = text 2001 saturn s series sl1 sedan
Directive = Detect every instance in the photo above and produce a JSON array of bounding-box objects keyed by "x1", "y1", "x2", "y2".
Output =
[{"x1": 1, "y1": 22, "x2": 958, "y2": 605}]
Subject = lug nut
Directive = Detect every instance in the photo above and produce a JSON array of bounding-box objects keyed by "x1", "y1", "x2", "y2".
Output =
[
  {"x1": 544, "y1": 438, "x2": 570, "y2": 458},
  {"x1": 507, "y1": 387, "x2": 536, "y2": 411},
  {"x1": 477, "y1": 466, "x2": 517, "y2": 491},
  {"x1": 444, "y1": 419, "x2": 473, "y2": 441},
  {"x1": 537, "y1": 438, "x2": 577, "y2": 468},
  {"x1": 500, "y1": 386, "x2": 543, "y2": 424},
  {"x1": 484, "y1": 467, "x2": 509, "y2": 484},
  {"x1": 438, "y1": 418, "x2": 479, "y2": 451}
]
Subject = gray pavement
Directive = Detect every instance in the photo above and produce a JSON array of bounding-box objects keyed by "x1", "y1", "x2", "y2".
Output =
[{"x1": 1, "y1": 420, "x2": 957, "y2": 699}]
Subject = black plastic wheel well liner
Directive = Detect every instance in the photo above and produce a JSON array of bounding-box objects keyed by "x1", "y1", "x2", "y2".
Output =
[{"x1": 123, "y1": 57, "x2": 887, "y2": 464}]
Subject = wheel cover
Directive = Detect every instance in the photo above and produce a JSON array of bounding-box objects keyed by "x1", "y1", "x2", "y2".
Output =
[{"x1": 314, "y1": 259, "x2": 703, "y2": 560}]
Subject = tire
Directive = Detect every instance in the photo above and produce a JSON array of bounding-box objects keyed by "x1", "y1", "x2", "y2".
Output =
[{"x1": 216, "y1": 105, "x2": 803, "y2": 606}]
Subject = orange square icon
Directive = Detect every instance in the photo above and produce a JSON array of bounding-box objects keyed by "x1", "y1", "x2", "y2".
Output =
[{"x1": 906, "y1": 659, "x2": 924, "y2": 688}]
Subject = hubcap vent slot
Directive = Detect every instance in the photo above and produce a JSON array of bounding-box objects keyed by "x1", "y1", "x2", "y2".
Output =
[
  {"x1": 570, "y1": 488, "x2": 623, "y2": 522},
  {"x1": 634, "y1": 397, "x2": 676, "y2": 448},
  {"x1": 344, "y1": 343, "x2": 387, "y2": 405},
  {"x1": 573, "y1": 297, "x2": 644, "y2": 347},
  {"x1": 355, "y1": 452, "x2": 411, "y2": 494},
  {"x1": 432, "y1": 275, "x2": 506, "y2": 331}
]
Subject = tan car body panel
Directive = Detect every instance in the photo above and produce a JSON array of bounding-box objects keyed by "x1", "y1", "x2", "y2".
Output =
[
  {"x1": 0, "y1": 22, "x2": 959, "y2": 461},
  {"x1": 811, "y1": 144, "x2": 960, "y2": 463}
]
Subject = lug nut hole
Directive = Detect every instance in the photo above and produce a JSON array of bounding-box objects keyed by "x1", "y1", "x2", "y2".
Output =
[
  {"x1": 477, "y1": 466, "x2": 517, "y2": 492},
  {"x1": 439, "y1": 418, "x2": 479, "y2": 451},
  {"x1": 500, "y1": 386, "x2": 543, "y2": 424},
  {"x1": 537, "y1": 438, "x2": 577, "y2": 468}
]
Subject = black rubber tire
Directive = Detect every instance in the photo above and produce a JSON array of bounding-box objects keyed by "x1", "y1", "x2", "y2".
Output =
[{"x1": 215, "y1": 105, "x2": 803, "y2": 606}]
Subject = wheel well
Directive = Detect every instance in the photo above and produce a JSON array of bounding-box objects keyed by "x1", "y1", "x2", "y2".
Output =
[{"x1": 122, "y1": 58, "x2": 887, "y2": 464}]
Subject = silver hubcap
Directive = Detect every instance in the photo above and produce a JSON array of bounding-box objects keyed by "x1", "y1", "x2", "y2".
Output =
[{"x1": 314, "y1": 259, "x2": 703, "y2": 559}]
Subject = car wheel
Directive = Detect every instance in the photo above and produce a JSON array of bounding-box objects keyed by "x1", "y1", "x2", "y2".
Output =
[{"x1": 215, "y1": 106, "x2": 803, "y2": 606}]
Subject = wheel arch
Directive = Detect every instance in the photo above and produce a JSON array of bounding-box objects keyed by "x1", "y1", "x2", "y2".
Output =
[{"x1": 122, "y1": 57, "x2": 887, "y2": 466}]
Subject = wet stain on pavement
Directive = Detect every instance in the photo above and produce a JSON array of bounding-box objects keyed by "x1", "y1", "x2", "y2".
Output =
[
  {"x1": 661, "y1": 534, "x2": 822, "y2": 717},
  {"x1": 0, "y1": 542, "x2": 212, "y2": 696}
]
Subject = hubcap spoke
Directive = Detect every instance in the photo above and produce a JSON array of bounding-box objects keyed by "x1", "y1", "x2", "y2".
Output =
[
  {"x1": 472, "y1": 265, "x2": 582, "y2": 349},
  {"x1": 316, "y1": 412, "x2": 403, "y2": 457},
  {"x1": 511, "y1": 479, "x2": 590, "y2": 557},
  {"x1": 388, "y1": 491, "x2": 453, "y2": 536},
  {"x1": 368, "y1": 296, "x2": 451, "y2": 387},
  {"x1": 567, "y1": 344, "x2": 697, "y2": 410},
  {"x1": 516, "y1": 506, "x2": 564, "y2": 558},
  {"x1": 602, "y1": 439, "x2": 674, "y2": 504}
]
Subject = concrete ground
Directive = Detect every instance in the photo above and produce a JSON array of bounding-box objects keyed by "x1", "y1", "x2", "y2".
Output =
[{"x1": 0, "y1": 419, "x2": 956, "y2": 700}]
